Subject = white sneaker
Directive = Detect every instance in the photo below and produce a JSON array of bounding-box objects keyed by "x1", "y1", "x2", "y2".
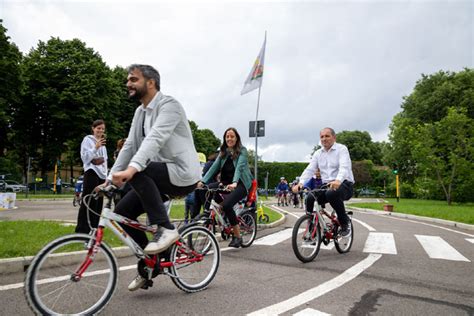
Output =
[
  {"x1": 128, "y1": 274, "x2": 146, "y2": 291},
  {"x1": 144, "y1": 227, "x2": 180, "y2": 254}
]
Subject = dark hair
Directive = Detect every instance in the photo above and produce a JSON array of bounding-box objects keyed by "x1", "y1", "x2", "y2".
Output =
[
  {"x1": 219, "y1": 127, "x2": 242, "y2": 160},
  {"x1": 91, "y1": 119, "x2": 105, "y2": 128},
  {"x1": 127, "y1": 64, "x2": 160, "y2": 90}
]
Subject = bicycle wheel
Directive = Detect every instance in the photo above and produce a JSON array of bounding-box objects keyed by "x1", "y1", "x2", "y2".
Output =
[
  {"x1": 334, "y1": 217, "x2": 354, "y2": 253},
  {"x1": 25, "y1": 234, "x2": 118, "y2": 315},
  {"x1": 292, "y1": 214, "x2": 321, "y2": 263},
  {"x1": 240, "y1": 211, "x2": 257, "y2": 247},
  {"x1": 170, "y1": 225, "x2": 220, "y2": 293},
  {"x1": 258, "y1": 214, "x2": 269, "y2": 224}
]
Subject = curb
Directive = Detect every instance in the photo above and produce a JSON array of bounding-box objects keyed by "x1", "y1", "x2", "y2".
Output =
[
  {"x1": 0, "y1": 210, "x2": 288, "y2": 275},
  {"x1": 348, "y1": 206, "x2": 474, "y2": 232},
  {"x1": 0, "y1": 246, "x2": 134, "y2": 275}
]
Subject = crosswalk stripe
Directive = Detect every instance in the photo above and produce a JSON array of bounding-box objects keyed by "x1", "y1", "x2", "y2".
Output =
[
  {"x1": 254, "y1": 228, "x2": 293, "y2": 246},
  {"x1": 363, "y1": 232, "x2": 397, "y2": 254},
  {"x1": 294, "y1": 308, "x2": 331, "y2": 315},
  {"x1": 415, "y1": 235, "x2": 470, "y2": 262},
  {"x1": 466, "y1": 238, "x2": 474, "y2": 244}
]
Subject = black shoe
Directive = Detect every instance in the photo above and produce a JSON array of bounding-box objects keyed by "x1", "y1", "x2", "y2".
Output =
[
  {"x1": 340, "y1": 225, "x2": 351, "y2": 237},
  {"x1": 228, "y1": 236, "x2": 242, "y2": 248}
]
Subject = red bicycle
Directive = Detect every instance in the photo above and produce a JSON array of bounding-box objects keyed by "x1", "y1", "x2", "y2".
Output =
[
  {"x1": 292, "y1": 186, "x2": 354, "y2": 263},
  {"x1": 25, "y1": 185, "x2": 220, "y2": 315}
]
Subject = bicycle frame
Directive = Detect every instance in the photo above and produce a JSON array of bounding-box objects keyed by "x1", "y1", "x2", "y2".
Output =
[
  {"x1": 75, "y1": 195, "x2": 201, "y2": 281},
  {"x1": 310, "y1": 203, "x2": 340, "y2": 242}
]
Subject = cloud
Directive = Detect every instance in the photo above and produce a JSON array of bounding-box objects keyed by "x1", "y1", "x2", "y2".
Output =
[{"x1": 2, "y1": 0, "x2": 472, "y2": 162}]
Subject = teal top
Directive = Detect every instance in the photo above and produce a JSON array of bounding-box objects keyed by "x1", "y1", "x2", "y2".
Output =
[{"x1": 202, "y1": 146, "x2": 253, "y2": 190}]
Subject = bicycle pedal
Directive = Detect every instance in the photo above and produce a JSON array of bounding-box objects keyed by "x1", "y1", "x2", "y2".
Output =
[{"x1": 141, "y1": 280, "x2": 154, "y2": 290}]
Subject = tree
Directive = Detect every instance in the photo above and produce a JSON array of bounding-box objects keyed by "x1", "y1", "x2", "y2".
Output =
[
  {"x1": 411, "y1": 107, "x2": 473, "y2": 204},
  {"x1": 189, "y1": 121, "x2": 220, "y2": 156},
  {"x1": 386, "y1": 68, "x2": 474, "y2": 202},
  {"x1": 336, "y1": 130, "x2": 383, "y2": 164},
  {"x1": 0, "y1": 20, "x2": 23, "y2": 158},
  {"x1": 12, "y1": 37, "x2": 125, "y2": 178}
]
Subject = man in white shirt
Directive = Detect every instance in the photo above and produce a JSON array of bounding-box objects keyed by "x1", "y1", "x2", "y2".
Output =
[{"x1": 293, "y1": 127, "x2": 354, "y2": 236}]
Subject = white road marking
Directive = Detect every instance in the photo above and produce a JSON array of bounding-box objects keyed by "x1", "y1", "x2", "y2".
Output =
[
  {"x1": 254, "y1": 228, "x2": 293, "y2": 246},
  {"x1": 247, "y1": 253, "x2": 382, "y2": 316},
  {"x1": 363, "y1": 232, "x2": 397, "y2": 254},
  {"x1": 466, "y1": 238, "x2": 474, "y2": 244},
  {"x1": 352, "y1": 218, "x2": 376, "y2": 231},
  {"x1": 320, "y1": 242, "x2": 334, "y2": 250},
  {"x1": 0, "y1": 264, "x2": 137, "y2": 292},
  {"x1": 294, "y1": 308, "x2": 331, "y2": 315},
  {"x1": 415, "y1": 235, "x2": 470, "y2": 262},
  {"x1": 272, "y1": 205, "x2": 301, "y2": 219},
  {"x1": 375, "y1": 216, "x2": 474, "y2": 238}
]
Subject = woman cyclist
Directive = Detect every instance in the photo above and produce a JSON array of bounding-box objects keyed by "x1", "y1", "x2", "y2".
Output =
[{"x1": 196, "y1": 127, "x2": 253, "y2": 248}]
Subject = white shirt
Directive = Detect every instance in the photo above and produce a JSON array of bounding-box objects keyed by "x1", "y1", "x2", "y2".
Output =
[
  {"x1": 299, "y1": 142, "x2": 354, "y2": 186},
  {"x1": 139, "y1": 94, "x2": 158, "y2": 137},
  {"x1": 80, "y1": 135, "x2": 108, "y2": 179}
]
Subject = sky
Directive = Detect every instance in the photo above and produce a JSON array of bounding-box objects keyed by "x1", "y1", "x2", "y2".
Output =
[{"x1": 1, "y1": 0, "x2": 472, "y2": 162}]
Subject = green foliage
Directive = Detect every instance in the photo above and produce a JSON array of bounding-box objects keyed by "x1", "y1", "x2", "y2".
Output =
[
  {"x1": 0, "y1": 20, "x2": 23, "y2": 158},
  {"x1": 257, "y1": 162, "x2": 307, "y2": 188},
  {"x1": 386, "y1": 69, "x2": 474, "y2": 203},
  {"x1": 189, "y1": 121, "x2": 220, "y2": 157},
  {"x1": 336, "y1": 130, "x2": 383, "y2": 164}
]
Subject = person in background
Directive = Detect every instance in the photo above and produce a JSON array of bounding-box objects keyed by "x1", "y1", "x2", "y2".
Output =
[
  {"x1": 75, "y1": 119, "x2": 108, "y2": 234},
  {"x1": 113, "y1": 138, "x2": 126, "y2": 161},
  {"x1": 184, "y1": 191, "x2": 195, "y2": 224},
  {"x1": 197, "y1": 127, "x2": 253, "y2": 248},
  {"x1": 191, "y1": 149, "x2": 220, "y2": 219},
  {"x1": 56, "y1": 176, "x2": 62, "y2": 195}
]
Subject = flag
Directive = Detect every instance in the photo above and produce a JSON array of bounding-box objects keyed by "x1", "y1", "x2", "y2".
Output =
[{"x1": 241, "y1": 36, "x2": 266, "y2": 95}]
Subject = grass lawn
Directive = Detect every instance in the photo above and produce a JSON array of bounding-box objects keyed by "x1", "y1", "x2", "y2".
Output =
[
  {"x1": 348, "y1": 198, "x2": 474, "y2": 225},
  {"x1": 0, "y1": 221, "x2": 125, "y2": 259},
  {"x1": 0, "y1": 202, "x2": 282, "y2": 259}
]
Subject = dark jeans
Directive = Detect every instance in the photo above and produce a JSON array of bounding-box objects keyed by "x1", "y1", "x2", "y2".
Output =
[
  {"x1": 194, "y1": 181, "x2": 247, "y2": 226},
  {"x1": 75, "y1": 169, "x2": 104, "y2": 234},
  {"x1": 305, "y1": 180, "x2": 353, "y2": 226},
  {"x1": 114, "y1": 162, "x2": 196, "y2": 249}
]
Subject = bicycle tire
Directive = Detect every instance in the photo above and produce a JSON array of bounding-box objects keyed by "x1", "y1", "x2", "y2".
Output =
[
  {"x1": 258, "y1": 214, "x2": 270, "y2": 223},
  {"x1": 240, "y1": 211, "x2": 257, "y2": 248},
  {"x1": 24, "y1": 234, "x2": 118, "y2": 315},
  {"x1": 170, "y1": 225, "x2": 220, "y2": 293},
  {"x1": 292, "y1": 214, "x2": 321, "y2": 263},
  {"x1": 334, "y1": 217, "x2": 354, "y2": 254},
  {"x1": 73, "y1": 198, "x2": 77, "y2": 207}
]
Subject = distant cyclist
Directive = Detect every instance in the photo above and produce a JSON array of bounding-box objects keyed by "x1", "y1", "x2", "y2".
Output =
[
  {"x1": 293, "y1": 127, "x2": 354, "y2": 237},
  {"x1": 276, "y1": 177, "x2": 289, "y2": 206}
]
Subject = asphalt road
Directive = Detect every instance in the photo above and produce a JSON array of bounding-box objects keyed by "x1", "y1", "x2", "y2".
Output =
[{"x1": 1, "y1": 200, "x2": 474, "y2": 315}]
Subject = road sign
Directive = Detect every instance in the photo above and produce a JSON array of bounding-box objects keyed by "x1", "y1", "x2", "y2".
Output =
[{"x1": 249, "y1": 120, "x2": 265, "y2": 137}]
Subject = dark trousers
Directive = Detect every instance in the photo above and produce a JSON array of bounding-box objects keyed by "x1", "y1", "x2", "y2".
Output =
[
  {"x1": 114, "y1": 162, "x2": 196, "y2": 249},
  {"x1": 195, "y1": 181, "x2": 247, "y2": 226},
  {"x1": 75, "y1": 169, "x2": 104, "y2": 234},
  {"x1": 305, "y1": 180, "x2": 353, "y2": 226}
]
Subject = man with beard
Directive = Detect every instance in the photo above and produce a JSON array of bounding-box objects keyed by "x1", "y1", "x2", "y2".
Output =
[{"x1": 107, "y1": 64, "x2": 201, "y2": 291}]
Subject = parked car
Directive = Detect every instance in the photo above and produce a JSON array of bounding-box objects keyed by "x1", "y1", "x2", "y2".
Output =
[
  {"x1": 356, "y1": 188, "x2": 378, "y2": 197},
  {"x1": 0, "y1": 180, "x2": 27, "y2": 192}
]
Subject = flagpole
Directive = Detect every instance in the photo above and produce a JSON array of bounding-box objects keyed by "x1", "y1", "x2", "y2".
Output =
[
  {"x1": 254, "y1": 31, "x2": 266, "y2": 205},
  {"x1": 254, "y1": 85, "x2": 262, "y2": 186}
]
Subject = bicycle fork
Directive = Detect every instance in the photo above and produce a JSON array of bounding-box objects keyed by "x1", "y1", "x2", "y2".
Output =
[{"x1": 72, "y1": 228, "x2": 103, "y2": 281}]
